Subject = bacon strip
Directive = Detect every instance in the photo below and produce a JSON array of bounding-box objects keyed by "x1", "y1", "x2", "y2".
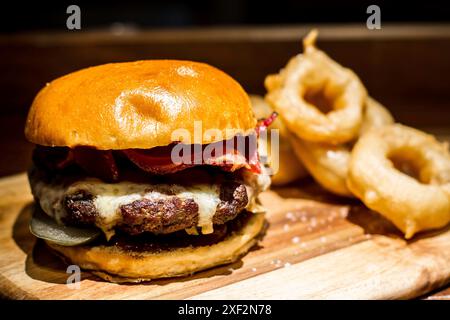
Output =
[
  {"x1": 123, "y1": 137, "x2": 253, "y2": 175},
  {"x1": 73, "y1": 148, "x2": 119, "y2": 182},
  {"x1": 255, "y1": 112, "x2": 278, "y2": 135},
  {"x1": 35, "y1": 113, "x2": 277, "y2": 179},
  {"x1": 122, "y1": 149, "x2": 195, "y2": 175}
]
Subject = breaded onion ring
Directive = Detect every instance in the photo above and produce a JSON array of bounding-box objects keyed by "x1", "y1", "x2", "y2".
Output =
[
  {"x1": 359, "y1": 97, "x2": 395, "y2": 136},
  {"x1": 347, "y1": 124, "x2": 450, "y2": 238},
  {"x1": 265, "y1": 30, "x2": 367, "y2": 144},
  {"x1": 290, "y1": 98, "x2": 394, "y2": 197},
  {"x1": 250, "y1": 95, "x2": 308, "y2": 185}
]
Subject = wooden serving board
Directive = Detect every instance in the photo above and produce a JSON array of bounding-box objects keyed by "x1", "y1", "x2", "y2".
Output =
[{"x1": 0, "y1": 173, "x2": 449, "y2": 300}]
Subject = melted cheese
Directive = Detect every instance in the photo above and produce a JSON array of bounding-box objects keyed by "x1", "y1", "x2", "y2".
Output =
[
  {"x1": 178, "y1": 185, "x2": 220, "y2": 234},
  {"x1": 31, "y1": 169, "x2": 270, "y2": 239},
  {"x1": 32, "y1": 178, "x2": 67, "y2": 224}
]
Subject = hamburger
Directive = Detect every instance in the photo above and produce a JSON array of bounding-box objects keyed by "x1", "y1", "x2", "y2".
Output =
[{"x1": 25, "y1": 60, "x2": 272, "y2": 282}]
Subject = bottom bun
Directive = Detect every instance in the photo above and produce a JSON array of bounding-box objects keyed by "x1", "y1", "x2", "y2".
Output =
[{"x1": 47, "y1": 213, "x2": 266, "y2": 283}]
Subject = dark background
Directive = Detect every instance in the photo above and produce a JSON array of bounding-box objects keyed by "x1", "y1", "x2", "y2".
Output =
[
  {"x1": 1, "y1": 0, "x2": 450, "y2": 32},
  {"x1": 1, "y1": 1, "x2": 450, "y2": 300},
  {"x1": 0, "y1": 1, "x2": 450, "y2": 177}
]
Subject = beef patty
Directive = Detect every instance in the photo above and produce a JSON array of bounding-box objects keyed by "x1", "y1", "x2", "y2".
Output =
[
  {"x1": 106, "y1": 211, "x2": 258, "y2": 253},
  {"x1": 63, "y1": 181, "x2": 248, "y2": 235},
  {"x1": 29, "y1": 163, "x2": 268, "y2": 238}
]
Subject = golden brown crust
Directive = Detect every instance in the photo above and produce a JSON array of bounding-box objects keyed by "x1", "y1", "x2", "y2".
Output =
[
  {"x1": 347, "y1": 124, "x2": 450, "y2": 238},
  {"x1": 46, "y1": 213, "x2": 265, "y2": 282},
  {"x1": 25, "y1": 60, "x2": 256, "y2": 149}
]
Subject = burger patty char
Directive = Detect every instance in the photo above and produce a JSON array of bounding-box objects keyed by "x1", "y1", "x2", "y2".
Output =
[
  {"x1": 108, "y1": 211, "x2": 262, "y2": 253},
  {"x1": 63, "y1": 181, "x2": 249, "y2": 235},
  {"x1": 29, "y1": 163, "x2": 270, "y2": 238}
]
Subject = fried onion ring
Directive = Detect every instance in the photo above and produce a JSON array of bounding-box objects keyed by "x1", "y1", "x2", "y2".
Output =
[
  {"x1": 347, "y1": 124, "x2": 450, "y2": 238},
  {"x1": 265, "y1": 30, "x2": 367, "y2": 144},
  {"x1": 250, "y1": 95, "x2": 308, "y2": 185},
  {"x1": 290, "y1": 97, "x2": 394, "y2": 197}
]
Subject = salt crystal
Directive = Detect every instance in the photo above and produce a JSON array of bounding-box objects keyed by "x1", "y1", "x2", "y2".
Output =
[
  {"x1": 291, "y1": 236, "x2": 301, "y2": 244},
  {"x1": 272, "y1": 259, "x2": 282, "y2": 267},
  {"x1": 283, "y1": 224, "x2": 290, "y2": 232},
  {"x1": 320, "y1": 236, "x2": 327, "y2": 243},
  {"x1": 271, "y1": 259, "x2": 282, "y2": 266},
  {"x1": 365, "y1": 263, "x2": 378, "y2": 273},
  {"x1": 284, "y1": 262, "x2": 292, "y2": 268},
  {"x1": 251, "y1": 267, "x2": 257, "y2": 272}
]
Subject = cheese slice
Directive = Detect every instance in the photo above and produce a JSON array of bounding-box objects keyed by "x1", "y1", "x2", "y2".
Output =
[{"x1": 31, "y1": 170, "x2": 269, "y2": 239}]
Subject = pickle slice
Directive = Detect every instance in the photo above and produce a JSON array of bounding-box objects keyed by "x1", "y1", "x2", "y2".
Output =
[{"x1": 29, "y1": 207, "x2": 101, "y2": 246}]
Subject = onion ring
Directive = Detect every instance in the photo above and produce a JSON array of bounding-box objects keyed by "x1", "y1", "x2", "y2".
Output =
[
  {"x1": 347, "y1": 124, "x2": 450, "y2": 238},
  {"x1": 250, "y1": 95, "x2": 308, "y2": 186},
  {"x1": 265, "y1": 30, "x2": 367, "y2": 144},
  {"x1": 290, "y1": 97, "x2": 394, "y2": 197}
]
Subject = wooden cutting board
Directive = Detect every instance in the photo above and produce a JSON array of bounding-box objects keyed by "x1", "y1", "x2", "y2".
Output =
[{"x1": 0, "y1": 173, "x2": 449, "y2": 300}]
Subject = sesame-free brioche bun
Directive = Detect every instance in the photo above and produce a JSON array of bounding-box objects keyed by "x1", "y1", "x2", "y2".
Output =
[
  {"x1": 46, "y1": 213, "x2": 265, "y2": 283},
  {"x1": 25, "y1": 60, "x2": 256, "y2": 150}
]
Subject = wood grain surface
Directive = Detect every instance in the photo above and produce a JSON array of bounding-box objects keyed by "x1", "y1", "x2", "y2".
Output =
[
  {"x1": 0, "y1": 173, "x2": 449, "y2": 300},
  {"x1": 1, "y1": 25, "x2": 450, "y2": 299}
]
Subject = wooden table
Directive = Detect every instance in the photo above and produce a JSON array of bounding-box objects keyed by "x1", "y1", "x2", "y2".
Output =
[{"x1": 0, "y1": 24, "x2": 449, "y2": 299}]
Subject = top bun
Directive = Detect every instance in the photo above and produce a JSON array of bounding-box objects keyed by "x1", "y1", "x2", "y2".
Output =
[{"x1": 25, "y1": 60, "x2": 255, "y2": 150}]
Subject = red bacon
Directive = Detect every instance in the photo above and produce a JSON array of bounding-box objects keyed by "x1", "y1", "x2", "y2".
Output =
[
  {"x1": 123, "y1": 139, "x2": 252, "y2": 175},
  {"x1": 35, "y1": 113, "x2": 276, "y2": 180},
  {"x1": 122, "y1": 148, "x2": 195, "y2": 175},
  {"x1": 255, "y1": 112, "x2": 278, "y2": 135},
  {"x1": 73, "y1": 148, "x2": 119, "y2": 182}
]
